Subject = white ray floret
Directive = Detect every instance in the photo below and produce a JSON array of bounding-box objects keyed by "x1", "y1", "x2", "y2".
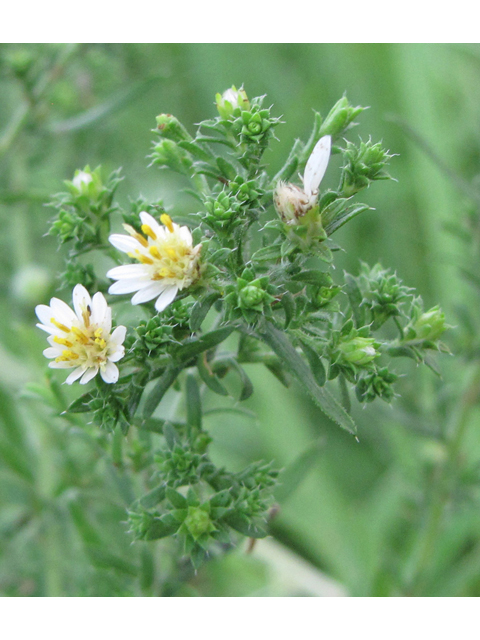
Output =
[
  {"x1": 107, "y1": 213, "x2": 202, "y2": 313},
  {"x1": 274, "y1": 134, "x2": 331, "y2": 224},
  {"x1": 35, "y1": 284, "x2": 126, "y2": 385}
]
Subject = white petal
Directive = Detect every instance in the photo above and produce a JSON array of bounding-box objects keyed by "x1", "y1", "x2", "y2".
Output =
[
  {"x1": 154, "y1": 286, "x2": 178, "y2": 312},
  {"x1": 90, "y1": 291, "x2": 108, "y2": 326},
  {"x1": 65, "y1": 366, "x2": 88, "y2": 384},
  {"x1": 43, "y1": 347, "x2": 62, "y2": 359},
  {"x1": 36, "y1": 322, "x2": 63, "y2": 335},
  {"x1": 178, "y1": 226, "x2": 193, "y2": 244},
  {"x1": 100, "y1": 361, "x2": 119, "y2": 384},
  {"x1": 72, "y1": 284, "x2": 91, "y2": 321},
  {"x1": 139, "y1": 211, "x2": 163, "y2": 236},
  {"x1": 49, "y1": 297, "x2": 77, "y2": 326},
  {"x1": 48, "y1": 360, "x2": 76, "y2": 369},
  {"x1": 109, "y1": 234, "x2": 144, "y2": 254},
  {"x1": 109, "y1": 279, "x2": 150, "y2": 295},
  {"x1": 80, "y1": 367, "x2": 99, "y2": 385},
  {"x1": 110, "y1": 325, "x2": 127, "y2": 345},
  {"x1": 303, "y1": 135, "x2": 331, "y2": 197},
  {"x1": 107, "y1": 264, "x2": 149, "y2": 280},
  {"x1": 108, "y1": 345, "x2": 125, "y2": 362},
  {"x1": 35, "y1": 304, "x2": 54, "y2": 326},
  {"x1": 131, "y1": 282, "x2": 165, "y2": 305}
]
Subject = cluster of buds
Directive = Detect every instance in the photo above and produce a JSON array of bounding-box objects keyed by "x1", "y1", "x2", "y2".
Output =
[
  {"x1": 48, "y1": 166, "x2": 122, "y2": 249},
  {"x1": 340, "y1": 138, "x2": 394, "y2": 197},
  {"x1": 357, "y1": 263, "x2": 413, "y2": 329},
  {"x1": 225, "y1": 269, "x2": 276, "y2": 324},
  {"x1": 355, "y1": 367, "x2": 398, "y2": 404}
]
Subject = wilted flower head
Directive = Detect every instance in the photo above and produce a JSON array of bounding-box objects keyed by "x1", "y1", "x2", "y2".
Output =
[
  {"x1": 274, "y1": 135, "x2": 331, "y2": 225},
  {"x1": 107, "y1": 212, "x2": 202, "y2": 313},
  {"x1": 35, "y1": 284, "x2": 126, "y2": 384}
]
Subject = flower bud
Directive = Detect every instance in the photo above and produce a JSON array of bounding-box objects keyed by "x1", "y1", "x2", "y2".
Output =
[
  {"x1": 215, "y1": 85, "x2": 250, "y2": 119},
  {"x1": 319, "y1": 96, "x2": 365, "y2": 138},
  {"x1": 240, "y1": 284, "x2": 265, "y2": 308},
  {"x1": 341, "y1": 139, "x2": 393, "y2": 196},
  {"x1": 412, "y1": 306, "x2": 448, "y2": 342},
  {"x1": 151, "y1": 139, "x2": 193, "y2": 175},
  {"x1": 338, "y1": 336, "x2": 379, "y2": 366},
  {"x1": 69, "y1": 166, "x2": 104, "y2": 200},
  {"x1": 155, "y1": 113, "x2": 191, "y2": 142},
  {"x1": 184, "y1": 506, "x2": 215, "y2": 540}
]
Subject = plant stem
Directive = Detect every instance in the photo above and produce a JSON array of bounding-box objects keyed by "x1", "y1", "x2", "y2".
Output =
[{"x1": 406, "y1": 363, "x2": 480, "y2": 594}]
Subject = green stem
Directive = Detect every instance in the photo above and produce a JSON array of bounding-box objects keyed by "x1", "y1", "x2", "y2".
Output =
[{"x1": 406, "y1": 364, "x2": 480, "y2": 594}]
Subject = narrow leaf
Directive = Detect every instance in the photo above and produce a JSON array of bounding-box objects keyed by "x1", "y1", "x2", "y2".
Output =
[{"x1": 259, "y1": 323, "x2": 356, "y2": 434}]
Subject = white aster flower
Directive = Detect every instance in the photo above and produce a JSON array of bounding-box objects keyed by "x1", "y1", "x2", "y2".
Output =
[
  {"x1": 35, "y1": 284, "x2": 126, "y2": 385},
  {"x1": 274, "y1": 134, "x2": 331, "y2": 225},
  {"x1": 107, "y1": 212, "x2": 202, "y2": 313}
]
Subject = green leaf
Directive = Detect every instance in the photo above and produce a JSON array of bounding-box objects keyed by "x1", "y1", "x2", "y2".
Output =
[
  {"x1": 186, "y1": 374, "x2": 202, "y2": 430},
  {"x1": 173, "y1": 326, "x2": 235, "y2": 363},
  {"x1": 251, "y1": 244, "x2": 282, "y2": 262},
  {"x1": 138, "y1": 485, "x2": 167, "y2": 510},
  {"x1": 166, "y1": 488, "x2": 188, "y2": 509},
  {"x1": 137, "y1": 417, "x2": 186, "y2": 435},
  {"x1": 324, "y1": 203, "x2": 372, "y2": 236},
  {"x1": 281, "y1": 291, "x2": 295, "y2": 329},
  {"x1": 143, "y1": 517, "x2": 179, "y2": 541},
  {"x1": 143, "y1": 365, "x2": 183, "y2": 419},
  {"x1": 299, "y1": 341, "x2": 326, "y2": 387},
  {"x1": 291, "y1": 270, "x2": 332, "y2": 287},
  {"x1": 197, "y1": 355, "x2": 229, "y2": 396},
  {"x1": 66, "y1": 391, "x2": 95, "y2": 413},
  {"x1": 189, "y1": 291, "x2": 221, "y2": 331},
  {"x1": 223, "y1": 513, "x2": 268, "y2": 538},
  {"x1": 343, "y1": 273, "x2": 366, "y2": 328},
  {"x1": 259, "y1": 323, "x2": 356, "y2": 434}
]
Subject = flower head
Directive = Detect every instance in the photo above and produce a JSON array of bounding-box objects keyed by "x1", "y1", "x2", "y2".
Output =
[
  {"x1": 35, "y1": 285, "x2": 126, "y2": 384},
  {"x1": 274, "y1": 135, "x2": 331, "y2": 225},
  {"x1": 107, "y1": 212, "x2": 202, "y2": 313}
]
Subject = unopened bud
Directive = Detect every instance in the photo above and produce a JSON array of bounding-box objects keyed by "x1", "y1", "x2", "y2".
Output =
[{"x1": 216, "y1": 85, "x2": 250, "y2": 119}]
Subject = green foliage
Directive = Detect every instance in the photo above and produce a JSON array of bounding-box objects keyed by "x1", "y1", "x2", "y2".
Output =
[{"x1": 3, "y1": 43, "x2": 480, "y2": 598}]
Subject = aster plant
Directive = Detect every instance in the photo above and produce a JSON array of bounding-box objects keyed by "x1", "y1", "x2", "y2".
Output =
[{"x1": 38, "y1": 86, "x2": 450, "y2": 571}]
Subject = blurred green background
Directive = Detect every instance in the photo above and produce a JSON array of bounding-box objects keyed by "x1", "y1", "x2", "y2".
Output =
[{"x1": 1, "y1": 43, "x2": 480, "y2": 596}]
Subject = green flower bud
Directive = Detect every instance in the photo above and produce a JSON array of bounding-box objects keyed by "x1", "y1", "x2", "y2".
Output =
[
  {"x1": 155, "y1": 113, "x2": 191, "y2": 142},
  {"x1": 151, "y1": 139, "x2": 193, "y2": 175},
  {"x1": 184, "y1": 506, "x2": 215, "y2": 540},
  {"x1": 68, "y1": 166, "x2": 104, "y2": 200},
  {"x1": 215, "y1": 85, "x2": 250, "y2": 119},
  {"x1": 319, "y1": 96, "x2": 365, "y2": 138},
  {"x1": 240, "y1": 284, "x2": 265, "y2": 308},
  {"x1": 205, "y1": 192, "x2": 239, "y2": 222},
  {"x1": 240, "y1": 109, "x2": 271, "y2": 142},
  {"x1": 412, "y1": 306, "x2": 448, "y2": 342},
  {"x1": 338, "y1": 336, "x2": 379, "y2": 366},
  {"x1": 355, "y1": 367, "x2": 398, "y2": 403},
  {"x1": 341, "y1": 139, "x2": 393, "y2": 196}
]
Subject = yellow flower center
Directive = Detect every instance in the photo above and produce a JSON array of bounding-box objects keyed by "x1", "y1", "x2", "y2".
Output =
[
  {"x1": 125, "y1": 214, "x2": 200, "y2": 287},
  {"x1": 52, "y1": 311, "x2": 109, "y2": 365}
]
